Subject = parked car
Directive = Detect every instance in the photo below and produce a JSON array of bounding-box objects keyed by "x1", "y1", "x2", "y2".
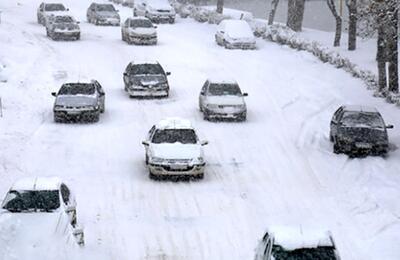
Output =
[
  {"x1": 133, "y1": 0, "x2": 176, "y2": 24},
  {"x1": 330, "y1": 105, "x2": 393, "y2": 156},
  {"x1": 199, "y1": 78, "x2": 248, "y2": 121},
  {"x1": 46, "y1": 14, "x2": 80, "y2": 41},
  {"x1": 215, "y1": 19, "x2": 256, "y2": 50},
  {"x1": 87, "y1": 3, "x2": 120, "y2": 26},
  {"x1": 0, "y1": 177, "x2": 84, "y2": 246},
  {"x1": 37, "y1": 2, "x2": 68, "y2": 25},
  {"x1": 52, "y1": 80, "x2": 105, "y2": 123},
  {"x1": 123, "y1": 61, "x2": 170, "y2": 98},
  {"x1": 255, "y1": 226, "x2": 340, "y2": 260},
  {"x1": 142, "y1": 118, "x2": 208, "y2": 180},
  {"x1": 121, "y1": 17, "x2": 157, "y2": 45},
  {"x1": 122, "y1": 0, "x2": 135, "y2": 7}
]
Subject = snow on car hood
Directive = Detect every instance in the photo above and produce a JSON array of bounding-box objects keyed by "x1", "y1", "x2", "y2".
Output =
[
  {"x1": 150, "y1": 143, "x2": 202, "y2": 160},
  {"x1": 205, "y1": 95, "x2": 245, "y2": 106},
  {"x1": 130, "y1": 27, "x2": 156, "y2": 36},
  {"x1": 55, "y1": 95, "x2": 97, "y2": 107},
  {"x1": 0, "y1": 211, "x2": 77, "y2": 260}
]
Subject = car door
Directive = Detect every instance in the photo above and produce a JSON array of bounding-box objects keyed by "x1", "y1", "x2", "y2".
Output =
[
  {"x1": 123, "y1": 19, "x2": 130, "y2": 37},
  {"x1": 87, "y1": 4, "x2": 93, "y2": 21},
  {"x1": 96, "y1": 81, "x2": 106, "y2": 111},
  {"x1": 38, "y1": 3, "x2": 45, "y2": 22},
  {"x1": 216, "y1": 23, "x2": 225, "y2": 44},
  {"x1": 145, "y1": 125, "x2": 156, "y2": 160},
  {"x1": 60, "y1": 184, "x2": 76, "y2": 225},
  {"x1": 123, "y1": 64, "x2": 132, "y2": 85},
  {"x1": 330, "y1": 106, "x2": 343, "y2": 139},
  {"x1": 199, "y1": 80, "x2": 209, "y2": 111}
]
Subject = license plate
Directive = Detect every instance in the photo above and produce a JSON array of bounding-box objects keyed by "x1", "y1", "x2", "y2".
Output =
[
  {"x1": 356, "y1": 143, "x2": 372, "y2": 149},
  {"x1": 170, "y1": 165, "x2": 187, "y2": 170},
  {"x1": 67, "y1": 111, "x2": 80, "y2": 115}
]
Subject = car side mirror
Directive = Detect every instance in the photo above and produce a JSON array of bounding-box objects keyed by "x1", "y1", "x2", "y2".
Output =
[
  {"x1": 220, "y1": 31, "x2": 224, "y2": 34},
  {"x1": 386, "y1": 124, "x2": 394, "y2": 129},
  {"x1": 142, "y1": 141, "x2": 149, "y2": 146},
  {"x1": 77, "y1": 21, "x2": 80, "y2": 24},
  {"x1": 166, "y1": 72, "x2": 171, "y2": 76},
  {"x1": 201, "y1": 140, "x2": 208, "y2": 146},
  {"x1": 242, "y1": 93, "x2": 248, "y2": 97},
  {"x1": 65, "y1": 205, "x2": 75, "y2": 214},
  {"x1": 51, "y1": 92, "x2": 57, "y2": 97},
  {"x1": 123, "y1": 72, "x2": 128, "y2": 77},
  {"x1": 200, "y1": 92, "x2": 205, "y2": 96},
  {"x1": 66, "y1": 8, "x2": 70, "y2": 11}
]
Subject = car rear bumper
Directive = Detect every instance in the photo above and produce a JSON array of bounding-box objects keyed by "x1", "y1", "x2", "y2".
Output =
[
  {"x1": 149, "y1": 163, "x2": 205, "y2": 176},
  {"x1": 54, "y1": 110, "x2": 99, "y2": 121},
  {"x1": 147, "y1": 14, "x2": 175, "y2": 23},
  {"x1": 204, "y1": 109, "x2": 246, "y2": 120},
  {"x1": 52, "y1": 32, "x2": 80, "y2": 40},
  {"x1": 226, "y1": 42, "x2": 256, "y2": 50},
  {"x1": 127, "y1": 88, "x2": 168, "y2": 97},
  {"x1": 129, "y1": 36, "x2": 157, "y2": 45}
]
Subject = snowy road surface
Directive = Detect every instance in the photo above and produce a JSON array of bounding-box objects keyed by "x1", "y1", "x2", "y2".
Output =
[{"x1": 0, "y1": 1, "x2": 400, "y2": 259}]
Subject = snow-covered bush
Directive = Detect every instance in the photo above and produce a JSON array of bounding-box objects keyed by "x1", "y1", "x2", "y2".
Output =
[
  {"x1": 191, "y1": 7, "x2": 212, "y2": 23},
  {"x1": 247, "y1": 19, "x2": 267, "y2": 37}
]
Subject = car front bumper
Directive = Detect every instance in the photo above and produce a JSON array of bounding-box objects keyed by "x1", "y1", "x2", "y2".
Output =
[
  {"x1": 149, "y1": 163, "x2": 205, "y2": 176},
  {"x1": 128, "y1": 35, "x2": 157, "y2": 45}
]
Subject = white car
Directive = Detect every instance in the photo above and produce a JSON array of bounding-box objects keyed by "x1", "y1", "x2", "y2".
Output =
[
  {"x1": 142, "y1": 118, "x2": 208, "y2": 180},
  {"x1": 121, "y1": 17, "x2": 157, "y2": 45},
  {"x1": 215, "y1": 19, "x2": 256, "y2": 50},
  {"x1": 0, "y1": 177, "x2": 84, "y2": 247},
  {"x1": 199, "y1": 77, "x2": 248, "y2": 121},
  {"x1": 255, "y1": 226, "x2": 341, "y2": 260},
  {"x1": 37, "y1": 2, "x2": 69, "y2": 25},
  {"x1": 133, "y1": 0, "x2": 176, "y2": 24}
]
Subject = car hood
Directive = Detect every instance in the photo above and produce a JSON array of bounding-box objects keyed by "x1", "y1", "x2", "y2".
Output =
[
  {"x1": 130, "y1": 27, "x2": 156, "y2": 35},
  {"x1": 150, "y1": 143, "x2": 202, "y2": 160},
  {"x1": 97, "y1": 11, "x2": 119, "y2": 18},
  {"x1": 0, "y1": 211, "x2": 77, "y2": 259},
  {"x1": 338, "y1": 127, "x2": 387, "y2": 142},
  {"x1": 55, "y1": 95, "x2": 97, "y2": 107},
  {"x1": 205, "y1": 95, "x2": 245, "y2": 106}
]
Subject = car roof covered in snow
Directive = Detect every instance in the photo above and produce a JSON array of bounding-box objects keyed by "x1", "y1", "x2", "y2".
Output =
[
  {"x1": 343, "y1": 105, "x2": 378, "y2": 113},
  {"x1": 11, "y1": 177, "x2": 63, "y2": 191},
  {"x1": 218, "y1": 19, "x2": 254, "y2": 38},
  {"x1": 130, "y1": 60, "x2": 159, "y2": 66},
  {"x1": 267, "y1": 226, "x2": 334, "y2": 251},
  {"x1": 207, "y1": 76, "x2": 238, "y2": 85},
  {"x1": 146, "y1": 0, "x2": 173, "y2": 9},
  {"x1": 156, "y1": 118, "x2": 193, "y2": 130}
]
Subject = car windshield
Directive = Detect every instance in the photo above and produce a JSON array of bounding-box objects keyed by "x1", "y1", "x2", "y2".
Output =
[
  {"x1": 208, "y1": 83, "x2": 241, "y2": 96},
  {"x1": 97, "y1": 4, "x2": 116, "y2": 12},
  {"x1": 272, "y1": 245, "x2": 337, "y2": 260},
  {"x1": 131, "y1": 64, "x2": 164, "y2": 75},
  {"x1": 2, "y1": 190, "x2": 60, "y2": 212},
  {"x1": 58, "y1": 84, "x2": 95, "y2": 95},
  {"x1": 152, "y1": 129, "x2": 197, "y2": 144},
  {"x1": 131, "y1": 19, "x2": 153, "y2": 28},
  {"x1": 341, "y1": 112, "x2": 384, "y2": 129},
  {"x1": 45, "y1": 4, "x2": 66, "y2": 11},
  {"x1": 54, "y1": 16, "x2": 74, "y2": 23}
]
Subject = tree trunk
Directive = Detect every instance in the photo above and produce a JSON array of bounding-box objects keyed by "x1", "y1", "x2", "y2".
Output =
[
  {"x1": 327, "y1": 0, "x2": 342, "y2": 47},
  {"x1": 376, "y1": 19, "x2": 388, "y2": 92},
  {"x1": 287, "y1": 0, "x2": 305, "y2": 32},
  {"x1": 346, "y1": 0, "x2": 357, "y2": 50},
  {"x1": 268, "y1": 0, "x2": 280, "y2": 25},
  {"x1": 216, "y1": 0, "x2": 224, "y2": 14},
  {"x1": 387, "y1": 8, "x2": 398, "y2": 93}
]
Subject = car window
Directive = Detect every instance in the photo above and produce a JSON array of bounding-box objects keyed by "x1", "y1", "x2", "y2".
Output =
[
  {"x1": 208, "y1": 83, "x2": 242, "y2": 96},
  {"x1": 45, "y1": 4, "x2": 66, "y2": 12},
  {"x1": 96, "y1": 4, "x2": 116, "y2": 12},
  {"x1": 332, "y1": 107, "x2": 343, "y2": 122},
  {"x1": 340, "y1": 112, "x2": 384, "y2": 128},
  {"x1": 2, "y1": 190, "x2": 60, "y2": 212},
  {"x1": 130, "y1": 64, "x2": 164, "y2": 75},
  {"x1": 60, "y1": 184, "x2": 70, "y2": 204},
  {"x1": 271, "y1": 245, "x2": 337, "y2": 260},
  {"x1": 131, "y1": 19, "x2": 153, "y2": 28},
  {"x1": 201, "y1": 81, "x2": 208, "y2": 94},
  {"x1": 151, "y1": 129, "x2": 197, "y2": 144},
  {"x1": 59, "y1": 83, "x2": 96, "y2": 95}
]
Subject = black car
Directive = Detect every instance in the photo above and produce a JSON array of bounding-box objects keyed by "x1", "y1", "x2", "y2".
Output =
[
  {"x1": 330, "y1": 105, "x2": 393, "y2": 156},
  {"x1": 123, "y1": 61, "x2": 171, "y2": 98}
]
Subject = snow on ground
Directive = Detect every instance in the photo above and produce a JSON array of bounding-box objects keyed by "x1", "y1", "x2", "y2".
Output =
[{"x1": 0, "y1": 0, "x2": 400, "y2": 259}]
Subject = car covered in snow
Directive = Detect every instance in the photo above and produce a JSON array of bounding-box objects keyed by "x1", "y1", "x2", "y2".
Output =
[
  {"x1": 45, "y1": 14, "x2": 80, "y2": 41},
  {"x1": 121, "y1": 17, "x2": 157, "y2": 45},
  {"x1": 330, "y1": 105, "x2": 393, "y2": 156},
  {"x1": 199, "y1": 78, "x2": 248, "y2": 121},
  {"x1": 37, "y1": 2, "x2": 68, "y2": 25},
  {"x1": 87, "y1": 3, "x2": 120, "y2": 26},
  {"x1": 142, "y1": 118, "x2": 208, "y2": 180},
  {"x1": 133, "y1": 0, "x2": 176, "y2": 24},
  {"x1": 52, "y1": 80, "x2": 105, "y2": 123},
  {"x1": 122, "y1": 0, "x2": 135, "y2": 7},
  {"x1": 215, "y1": 19, "x2": 256, "y2": 50},
  {"x1": 123, "y1": 61, "x2": 170, "y2": 98},
  {"x1": 0, "y1": 177, "x2": 84, "y2": 246},
  {"x1": 255, "y1": 226, "x2": 340, "y2": 260}
]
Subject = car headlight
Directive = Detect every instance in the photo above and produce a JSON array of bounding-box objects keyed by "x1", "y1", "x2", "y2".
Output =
[
  {"x1": 150, "y1": 157, "x2": 165, "y2": 164},
  {"x1": 159, "y1": 83, "x2": 168, "y2": 88},
  {"x1": 195, "y1": 157, "x2": 204, "y2": 164},
  {"x1": 54, "y1": 105, "x2": 65, "y2": 109}
]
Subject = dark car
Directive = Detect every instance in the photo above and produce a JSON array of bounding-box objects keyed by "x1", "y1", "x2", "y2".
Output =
[
  {"x1": 46, "y1": 15, "x2": 80, "y2": 41},
  {"x1": 87, "y1": 3, "x2": 120, "y2": 26},
  {"x1": 52, "y1": 80, "x2": 105, "y2": 123},
  {"x1": 330, "y1": 105, "x2": 393, "y2": 156},
  {"x1": 123, "y1": 61, "x2": 170, "y2": 98}
]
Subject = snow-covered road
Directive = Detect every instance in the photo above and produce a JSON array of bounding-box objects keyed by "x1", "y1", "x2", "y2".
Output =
[{"x1": 1, "y1": 1, "x2": 400, "y2": 259}]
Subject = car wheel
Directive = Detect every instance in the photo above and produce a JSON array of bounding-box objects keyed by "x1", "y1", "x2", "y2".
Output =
[
  {"x1": 91, "y1": 113, "x2": 100, "y2": 123},
  {"x1": 333, "y1": 141, "x2": 341, "y2": 154},
  {"x1": 169, "y1": 18, "x2": 175, "y2": 24},
  {"x1": 145, "y1": 154, "x2": 149, "y2": 165},
  {"x1": 196, "y1": 173, "x2": 204, "y2": 180},
  {"x1": 329, "y1": 133, "x2": 334, "y2": 142},
  {"x1": 149, "y1": 170, "x2": 158, "y2": 180},
  {"x1": 203, "y1": 113, "x2": 209, "y2": 121},
  {"x1": 199, "y1": 104, "x2": 203, "y2": 112}
]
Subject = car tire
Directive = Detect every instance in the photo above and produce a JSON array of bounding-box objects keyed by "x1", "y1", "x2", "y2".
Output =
[
  {"x1": 199, "y1": 105, "x2": 203, "y2": 112},
  {"x1": 333, "y1": 141, "x2": 341, "y2": 154},
  {"x1": 54, "y1": 115, "x2": 63, "y2": 123},
  {"x1": 169, "y1": 18, "x2": 175, "y2": 24},
  {"x1": 203, "y1": 113, "x2": 209, "y2": 121},
  {"x1": 149, "y1": 170, "x2": 158, "y2": 180},
  {"x1": 329, "y1": 133, "x2": 334, "y2": 142},
  {"x1": 196, "y1": 173, "x2": 204, "y2": 180}
]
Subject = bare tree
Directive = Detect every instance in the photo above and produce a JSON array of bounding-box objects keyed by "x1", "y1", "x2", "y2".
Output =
[
  {"x1": 327, "y1": 0, "x2": 342, "y2": 47},
  {"x1": 268, "y1": 0, "x2": 280, "y2": 25},
  {"x1": 216, "y1": 0, "x2": 224, "y2": 14},
  {"x1": 346, "y1": 0, "x2": 357, "y2": 50},
  {"x1": 287, "y1": 0, "x2": 306, "y2": 32}
]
